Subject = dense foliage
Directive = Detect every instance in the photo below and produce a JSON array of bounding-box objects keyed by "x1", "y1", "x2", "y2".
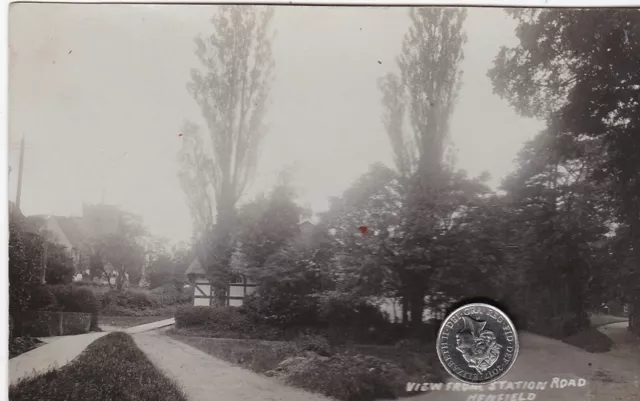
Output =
[
  {"x1": 488, "y1": 8, "x2": 640, "y2": 334},
  {"x1": 172, "y1": 8, "x2": 639, "y2": 343},
  {"x1": 44, "y1": 242, "x2": 75, "y2": 285},
  {"x1": 9, "y1": 220, "x2": 44, "y2": 317}
]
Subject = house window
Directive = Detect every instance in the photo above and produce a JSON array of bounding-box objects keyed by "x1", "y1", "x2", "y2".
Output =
[{"x1": 230, "y1": 275, "x2": 244, "y2": 284}]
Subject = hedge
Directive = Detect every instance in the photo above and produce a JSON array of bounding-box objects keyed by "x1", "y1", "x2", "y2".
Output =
[
  {"x1": 175, "y1": 306, "x2": 251, "y2": 331},
  {"x1": 19, "y1": 311, "x2": 92, "y2": 337},
  {"x1": 13, "y1": 285, "x2": 100, "y2": 335}
]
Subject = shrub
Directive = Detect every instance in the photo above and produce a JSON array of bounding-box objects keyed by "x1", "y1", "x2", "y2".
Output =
[
  {"x1": 175, "y1": 306, "x2": 251, "y2": 333},
  {"x1": 9, "y1": 336, "x2": 43, "y2": 359},
  {"x1": 26, "y1": 285, "x2": 58, "y2": 311},
  {"x1": 175, "y1": 306, "x2": 213, "y2": 327},
  {"x1": 47, "y1": 285, "x2": 100, "y2": 329},
  {"x1": 100, "y1": 289, "x2": 160, "y2": 310},
  {"x1": 20, "y1": 311, "x2": 92, "y2": 337},
  {"x1": 318, "y1": 298, "x2": 388, "y2": 327},
  {"x1": 101, "y1": 305, "x2": 176, "y2": 317},
  {"x1": 242, "y1": 287, "x2": 320, "y2": 327},
  {"x1": 9, "y1": 332, "x2": 187, "y2": 401},
  {"x1": 294, "y1": 334, "x2": 333, "y2": 356},
  {"x1": 149, "y1": 284, "x2": 192, "y2": 306},
  {"x1": 277, "y1": 353, "x2": 409, "y2": 401}
]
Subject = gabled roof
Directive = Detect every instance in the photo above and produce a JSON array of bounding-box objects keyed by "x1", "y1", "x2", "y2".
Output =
[
  {"x1": 27, "y1": 214, "x2": 89, "y2": 250},
  {"x1": 56, "y1": 216, "x2": 86, "y2": 249},
  {"x1": 185, "y1": 258, "x2": 206, "y2": 276}
]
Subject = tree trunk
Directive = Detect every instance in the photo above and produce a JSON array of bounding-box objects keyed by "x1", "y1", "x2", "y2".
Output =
[
  {"x1": 116, "y1": 264, "x2": 125, "y2": 291},
  {"x1": 629, "y1": 291, "x2": 640, "y2": 336},
  {"x1": 409, "y1": 290, "x2": 425, "y2": 329},
  {"x1": 401, "y1": 296, "x2": 409, "y2": 325},
  {"x1": 629, "y1": 221, "x2": 640, "y2": 336}
]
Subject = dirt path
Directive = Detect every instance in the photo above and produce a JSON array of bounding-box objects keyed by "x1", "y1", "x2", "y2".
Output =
[
  {"x1": 407, "y1": 327, "x2": 640, "y2": 401},
  {"x1": 133, "y1": 331, "x2": 334, "y2": 401}
]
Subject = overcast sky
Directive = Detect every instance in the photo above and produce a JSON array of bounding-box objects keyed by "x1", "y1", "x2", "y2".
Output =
[{"x1": 8, "y1": 4, "x2": 543, "y2": 245}]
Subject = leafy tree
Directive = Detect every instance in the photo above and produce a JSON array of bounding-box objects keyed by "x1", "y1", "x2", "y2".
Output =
[
  {"x1": 44, "y1": 242, "x2": 75, "y2": 285},
  {"x1": 171, "y1": 242, "x2": 194, "y2": 283},
  {"x1": 495, "y1": 130, "x2": 612, "y2": 336},
  {"x1": 376, "y1": 8, "x2": 469, "y2": 326},
  {"x1": 488, "y1": 8, "x2": 640, "y2": 333},
  {"x1": 179, "y1": 6, "x2": 276, "y2": 298},
  {"x1": 379, "y1": 7, "x2": 467, "y2": 182},
  {"x1": 92, "y1": 212, "x2": 146, "y2": 291},
  {"x1": 320, "y1": 162, "x2": 495, "y2": 326},
  {"x1": 147, "y1": 254, "x2": 176, "y2": 289},
  {"x1": 319, "y1": 163, "x2": 404, "y2": 304},
  {"x1": 234, "y1": 168, "x2": 308, "y2": 275}
]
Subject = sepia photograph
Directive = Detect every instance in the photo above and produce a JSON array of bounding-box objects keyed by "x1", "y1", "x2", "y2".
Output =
[{"x1": 6, "y1": 3, "x2": 640, "y2": 401}]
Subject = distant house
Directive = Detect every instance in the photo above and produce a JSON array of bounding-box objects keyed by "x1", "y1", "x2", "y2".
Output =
[
  {"x1": 27, "y1": 203, "x2": 124, "y2": 283},
  {"x1": 186, "y1": 220, "x2": 315, "y2": 307}
]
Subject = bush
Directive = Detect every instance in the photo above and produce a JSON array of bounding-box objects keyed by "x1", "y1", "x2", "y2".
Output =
[
  {"x1": 318, "y1": 299, "x2": 389, "y2": 328},
  {"x1": 242, "y1": 287, "x2": 320, "y2": 327},
  {"x1": 175, "y1": 306, "x2": 251, "y2": 332},
  {"x1": 149, "y1": 284, "x2": 192, "y2": 306},
  {"x1": 20, "y1": 311, "x2": 92, "y2": 337},
  {"x1": 100, "y1": 289, "x2": 160, "y2": 310},
  {"x1": 276, "y1": 353, "x2": 409, "y2": 401},
  {"x1": 9, "y1": 336, "x2": 43, "y2": 359},
  {"x1": 9, "y1": 332, "x2": 187, "y2": 401},
  {"x1": 47, "y1": 285, "x2": 100, "y2": 329},
  {"x1": 101, "y1": 305, "x2": 176, "y2": 317},
  {"x1": 294, "y1": 333, "x2": 333, "y2": 356},
  {"x1": 26, "y1": 285, "x2": 58, "y2": 311}
]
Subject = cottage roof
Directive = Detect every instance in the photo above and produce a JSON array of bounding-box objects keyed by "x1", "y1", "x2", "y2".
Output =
[
  {"x1": 56, "y1": 216, "x2": 86, "y2": 249},
  {"x1": 185, "y1": 258, "x2": 206, "y2": 276}
]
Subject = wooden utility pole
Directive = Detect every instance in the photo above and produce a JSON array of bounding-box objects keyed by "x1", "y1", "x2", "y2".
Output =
[{"x1": 16, "y1": 135, "x2": 25, "y2": 210}]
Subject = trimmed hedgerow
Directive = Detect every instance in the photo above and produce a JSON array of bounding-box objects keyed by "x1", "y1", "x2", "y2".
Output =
[
  {"x1": 175, "y1": 305, "x2": 250, "y2": 331},
  {"x1": 48, "y1": 285, "x2": 100, "y2": 329},
  {"x1": 9, "y1": 332, "x2": 187, "y2": 401}
]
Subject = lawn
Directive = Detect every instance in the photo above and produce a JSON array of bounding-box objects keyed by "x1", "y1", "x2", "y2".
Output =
[
  {"x1": 99, "y1": 313, "x2": 175, "y2": 329},
  {"x1": 562, "y1": 327, "x2": 614, "y2": 353},
  {"x1": 167, "y1": 332, "x2": 443, "y2": 401},
  {"x1": 9, "y1": 332, "x2": 187, "y2": 401},
  {"x1": 589, "y1": 313, "x2": 629, "y2": 328},
  {"x1": 168, "y1": 334, "x2": 298, "y2": 373}
]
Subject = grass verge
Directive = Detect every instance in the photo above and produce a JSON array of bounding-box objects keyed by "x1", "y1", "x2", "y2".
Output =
[
  {"x1": 562, "y1": 328, "x2": 614, "y2": 353},
  {"x1": 99, "y1": 313, "x2": 174, "y2": 329},
  {"x1": 167, "y1": 332, "x2": 443, "y2": 401},
  {"x1": 589, "y1": 313, "x2": 629, "y2": 328},
  {"x1": 9, "y1": 332, "x2": 187, "y2": 401}
]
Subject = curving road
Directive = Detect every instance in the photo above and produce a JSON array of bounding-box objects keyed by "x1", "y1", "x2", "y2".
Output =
[{"x1": 407, "y1": 323, "x2": 640, "y2": 401}]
